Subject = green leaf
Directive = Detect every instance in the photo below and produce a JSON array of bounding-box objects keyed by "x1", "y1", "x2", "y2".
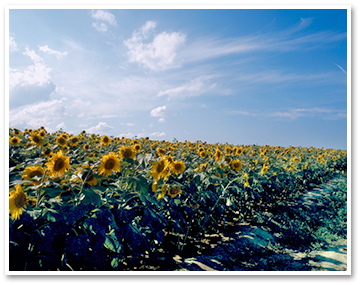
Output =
[
  {"x1": 174, "y1": 199, "x2": 181, "y2": 206},
  {"x1": 81, "y1": 188, "x2": 102, "y2": 207},
  {"x1": 104, "y1": 230, "x2": 122, "y2": 253}
]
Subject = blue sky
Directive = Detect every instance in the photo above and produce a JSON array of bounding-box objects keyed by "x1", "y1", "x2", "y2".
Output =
[{"x1": 8, "y1": 8, "x2": 348, "y2": 149}]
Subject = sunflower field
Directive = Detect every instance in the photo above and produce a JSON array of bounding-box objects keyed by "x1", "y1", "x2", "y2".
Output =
[{"x1": 8, "y1": 127, "x2": 347, "y2": 271}]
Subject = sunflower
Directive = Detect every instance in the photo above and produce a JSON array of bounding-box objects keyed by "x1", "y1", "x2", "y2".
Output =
[
  {"x1": 98, "y1": 152, "x2": 121, "y2": 177},
  {"x1": 133, "y1": 144, "x2": 142, "y2": 152},
  {"x1": 13, "y1": 128, "x2": 21, "y2": 135},
  {"x1": 83, "y1": 144, "x2": 90, "y2": 151},
  {"x1": 261, "y1": 164, "x2": 269, "y2": 175},
  {"x1": 39, "y1": 130, "x2": 46, "y2": 138},
  {"x1": 45, "y1": 150, "x2": 71, "y2": 178},
  {"x1": 170, "y1": 160, "x2": 186, "y2": 175},
  {"x1": 42, "y1": 148, "x2": 52, "y2": 157},
  {"x1": 56, "y1": 136, "x2": 67, "y2": 148},
  {"x1": 198, "y1": 150, "x2": 206, "y2": 158},
  {"x1": 231, "y1": 159, "x2": 243, "y2": 171},
  {"x1": 22, "y1": 166, "x2": 45, "y2": 185},
  {"x1": 157, "y1": 184, "x2": 168, "y2": 200},
  {"x1": 152, "y1": 181, "x2": 159, "y2": 193},
  {"x1": 151, "y1": 159, "x2": 168, "y2": 181},
  {"x1": 9, "y1": 136, "x2": 20, "y2": 146},
  {"x1": 156, "y1": 147, "x2": 166, "y2": 157},
  {"x1": 9, "y1": 185, "x2": 28, "y2": 220},
  {"x1": 74, "y1": 164, "x2": 97, "y2": 186},
  {"x1": 30, "y1": 133, "x2": 43, "y2": 147},
  {"x1": 168, "y1": 185, "x2": 182, "y2": 198},
  {"x1": 101, "y1": 135, "x2": 111, "y2": 146},
  {"x1": 68, "y1": 136, "x2": 80, "y2": 147},
  {"x1": 213, "y1": 148, "x2": 222, "y2": 162},
  {"x1": 119, "y1": 146, "x2": 136, "y2": 160}
]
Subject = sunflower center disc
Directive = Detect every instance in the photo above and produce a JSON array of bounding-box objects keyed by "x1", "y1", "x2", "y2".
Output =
[
  {"x1": 105, "y1": 159, "x2": 115, "y2": 170},
  {"x1": 15, "y1": 193, "x2": 26, "y2": 208},
  {"x1": 55, "y1": 159, "x2": 64, "y2": 171}
]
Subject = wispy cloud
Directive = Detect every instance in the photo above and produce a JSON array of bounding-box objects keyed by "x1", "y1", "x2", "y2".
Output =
[
  {"x1": 86, "y1": 122, "x2": 114, "y2": 134},
  {"x1": 9, "y1": 99, "x2": 65, "y2": 129},
  {"x1": 149, "y1": 131, "x2": 166, "y2": 137},
  {"x1": 39, "y1": 45, "x2": 67, "y2": 59},
  {"x1": 9, "y1": 35, "x2": 18, "y2": 51},
  {"x1": 157, "y1": 75, "x2": 217, "y2": 99},
  {"x1": 9, "y1": 47, "x2": 52, "y2": 88},
  {"x1": 124, "y1": 21, "x2": 186, "y2": 71},
  {"x1": 235, "y1": 69, "x2": 333, "y2": 85},
  {"x1": 333, "y1": 63, "x2": 347, "y2": 75},
  {"x1": 150, "y1": 106, "x2": 167, "y2": 117},
  {"x1": 269, "y1": 107, "x2": 347, "y2": 120},
  {"x1": 181, "y1": 18, "x2": 346, "y2": 63},
  {"x1": 91, "y1": 10, "x2": 117, "y2": 32}
]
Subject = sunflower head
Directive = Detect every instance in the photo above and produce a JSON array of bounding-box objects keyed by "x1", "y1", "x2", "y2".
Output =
[
  {"x1": 69, "y1": 136, "x2": 79, "y2": 147},
  {"x1": 151, "y1": 159, "x2": 167, "y2": 181},
  {"x1": 9, "y1": 136, "x2": 20, "y2": 146},
  {"x1": 231, "y1": 160, "x2": 243, "y2": 171},
  {"x1": 30, "y1": 133, "x2": 43, "y2": 147},
  {"x1": 98, "y1": 152, "x2": 121, "y2": 177},
  {"x1": 45, "y1": 150, "x2": 70, "y2": 179},
  {"x1": 9, "y1": 185, "x2": 28, "y2": 220},
  {"x1": 171, "y1": 160, "x2": 186, "y2": 175},
  {"x1": 214, "y1": 148, "x2": 222, "y2": 162},
  {"x1": 22, "y1": 166, "x2": 45, "y2": 185},
  {"x1": 56, "y1": 136, "x2": 67, "y2": 148},
  {"x1": 101, "y1": 135, "x2": 111, "y2": 146},
  {"x1": 168, "y1": 185, "x2": 182, "y2": 198},
  {"x1": 119, "y1": 146, "x2": 136, "y2": 160}
]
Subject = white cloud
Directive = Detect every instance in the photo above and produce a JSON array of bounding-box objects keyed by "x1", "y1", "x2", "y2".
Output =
[
  {"x1": 86, "y1": 122, "x2": 114, "y2": 134},
  {"x1": 150, "y1": 106, "x2": 167, "y2": 117},
  {"x1": 56, "y1": 122, "x2": 67, "y2": 129},
  {"x1": 118, "y1": 131, "x2": 145, "y2": 138},
  {"x1": 9, "y1": 47, "x2": 52, "y2": 88},
  {"x1": 9, "y1": 99, "x2": 65, "y2": 129},
  {"x1": 91, "y1": 10, "x2": 117, "y2": 26},
  {"x1": 158, "y1": 76, "x2": 217, "y2": 99},
  {"x1": 9, "y1": 35, "x2": 18, "y2": 51},
  {"x1": 149, "y1": 131, "x2": 166, "y2": 137},
  {"x1": 158, "y1": 118, "x2": 165, "y2": 123},
  {"x1": 91, "y1": 10, "x2": 117, "y2": 32},
  {"x1": 38, "y1": 45, "x2": 67, "y2": 60},
  {"x1": 92, "y1": 22, "x2": 108, "y2": 32},
  {"x1": 269, "y1": 107, "x2": 346, "y2": 120},
  {"x1": 124, "y1": 21, "x2": 186, "y2": 71}
]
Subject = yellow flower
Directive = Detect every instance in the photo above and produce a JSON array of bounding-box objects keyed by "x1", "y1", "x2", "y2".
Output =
[
  {"x1": 56, "y1": 136, "x2": 67, "y2": 148},
  {"x1": 74, "y1": 164, "x2": 97, "y2": 186},
  {"x1": 9, "y1": 185, "x2": 28, "y2": 220},
  {"x1": 133, "y1": 144, "x2": 142, "y2": 152},
  {"x1": 45, "y1": 150, "x2": 71, "y2": 179},
  {"x1": 22, "y1": 166, "x2": 45, "y2": 185},
  {"x1": 157, "y1": 184, "x2": 168, "y2": 200},
  {"x1": 170, "y1": 160, "x2": 186, "y2": 175},
  {"x1": 152, "y1": 181, "x2": 159, "y2": 192},
  {"x1": 168, "y1": 185, "x2": 182, "y2": 198},
  {"x1": 30, "y1": 133, "x2": 43, "y2": 147},
  {"x1": 69, "y1": 136, "x2": 80, "y2": 147},
  {"x1": 231, "y1": 159, "x2": 243, "y2": 171},
  {"x1": 83, "y1": 144, "x2": 90, "y2": 151},
  {"x1": 101, "y1": 135, "x2": 111, "y2": 146},
  {"x1": 98, "y1": 152, "x2": 121, "y2": 177},
  {"x1": 9, "y1": 136, "x2": 20, "y2": 146},
  {"x1": 214, "y1": 148, "x2": 222, "y2": 162},
  {"x1": 261, "y1": 164, "x2": 269, "y2": 175},
  {"x1": 156, "y1": 147, "x2": 166, "y2": 157},
  {"x1": 42, "y1": 148, "x2": 53, "y2": 157},
  {"x1": 119, "y1": 146, "x2": 136, "y2": 160},
  {"x1": 151, "y1": 159, "x2": 167, "y2": 181}
]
